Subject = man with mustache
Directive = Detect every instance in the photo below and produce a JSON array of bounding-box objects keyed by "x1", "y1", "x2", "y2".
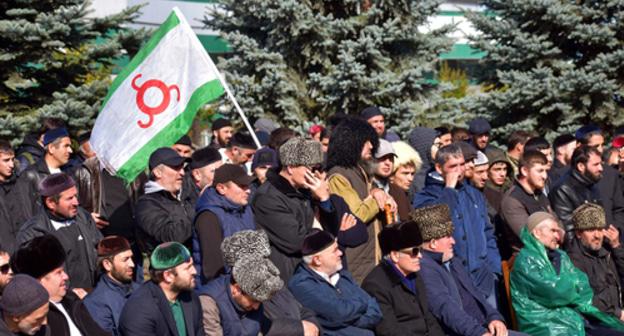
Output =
[
  {"x1": 17, "y1": 173, "x2": 102, "y2": 290},
  {"x1": 567, "y1": 203, "x2": 624, "y2": 321}
]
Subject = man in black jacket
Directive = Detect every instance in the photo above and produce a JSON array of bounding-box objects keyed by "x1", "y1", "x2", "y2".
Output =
[
  {"x1": 135, "y1": 148, "x2": 194, "y2": 255},
  {"x1": 16, "y1": 173, "x2": 102, "y2": 289},
  {"x1": 550, "y1": 145, "x2": 603, "y2": 241},
  {"x1": 0, "y1": 140, "x2": 29, "y2": 253},
  {"x1": 568, "y1": 203, "x2": 624, "y2": 321},
  {"x1": 362, "y1": 220, "x2": 444, "y2": 336},
  {"x1": 11, "y1": 234, "x2": 109, "y2": 336}
]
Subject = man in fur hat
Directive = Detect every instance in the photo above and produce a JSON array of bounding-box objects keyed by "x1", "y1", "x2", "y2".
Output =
[
  {"x1": 362, "y1": 220, "x2": 444, "y2": 336},
  {"x1": 84, "y1": 236, "x2": 139, "y2": 335},
  {"x1": 416, "y1": 205, "x2": 521, "y2": 336},
  {"x1": 567, "y1": 203, "x2": 624, "y2": 321},
  {"x1": 326, "y1": 117, "x2": 394, "y2": 283},
  {"x1": 11, "y1": 234, "x2": 108, "y2": 335},
  {"x1": 17, "y1": 173, "x2": 102, "y2": 289}
]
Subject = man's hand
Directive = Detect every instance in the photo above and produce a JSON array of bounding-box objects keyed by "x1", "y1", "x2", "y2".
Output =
[
  {"x1": 302, "y1": 320, "x2": 319, "y2": 336},
  {"x1": 304, "y1": 170, "x2": 330, "y2": 202},
  {"x1": 370, "y1": 188, "x2": 388, "y2": 210},
  {"x1": 340, "y1": 213, "x2": 357, "y2": 231},
  {"x1": 605, "y1": 225, "x2": 621, "y2": 248},
  {"x1": 488, "y1": 320, "x2": 508, "y2": 336},
  {"x1": 91, "y1": 213, "x2": 110, "y2": 230},
  {"x1": 386, "y1": 195, "x2": 397, "y2": 213},
  {"x1": 445, "y1": 171, "x2": 461, "y2": 189},
  {"x1": 619, "y1": 310, "x2": 624, "y2": 321}
]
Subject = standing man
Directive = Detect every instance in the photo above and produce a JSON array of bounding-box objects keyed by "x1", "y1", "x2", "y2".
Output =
[
  {"x1": 505, "y1": 130, "x2": 532, "y2": 177},
  {"x1": 135, "y1": 148, "x2": 195, "y2": 255},
  {"x1": 209, "y1": 118, "x2": 234, "y2": 149},
  {"x1": 119, "y1": 242, "x2": 203, "y2": 336},
  {"x1": 0, "y1": 140, "x2": 28, "y2": 253},
  {"x1": 84, "y1": 236, "x2": 139, "y2": 335},
  {"x1": 172, "y1": 135, "x2": 194, "y2": 158},
  {"x1": 468, "y1": 117, "x2": 497, "y2": 156},
  {"x1": 183, "y1": 146, "x2": 222, "y2": 206},
  {"x1": 17, "y1": 173, "x2": 102, "y2": 289},
  {"x1": 360, "y1": 106, "x2": 400, "y2": 142},
  {"x1": 219, "y1": 132, "x2": 257, "y2": 170},
  {"x1": 413, "y1": 144, "x2": 502, "y2": 307},
  {"x1": 550, "y1": 134, "x2": 576, "y2": 185}
]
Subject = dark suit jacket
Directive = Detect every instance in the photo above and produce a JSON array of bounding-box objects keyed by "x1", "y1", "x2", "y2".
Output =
[{"x1": 119, "y1": 281, "x2": 204, "y2": 336}]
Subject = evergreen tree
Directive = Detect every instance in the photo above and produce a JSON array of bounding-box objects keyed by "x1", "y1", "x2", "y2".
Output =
[
  {"x1": 0, "y1": 0, "x2": 147, "y2": 141},
  {"x1": 466, "y1": 0, "x2": 624, "y2": 139},
  {"x1": 205, "y1": 0, "x2": 454, "y2": 134}
]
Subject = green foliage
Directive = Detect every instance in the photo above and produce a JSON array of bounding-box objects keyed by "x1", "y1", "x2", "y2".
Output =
[
  {"x1": 465, "y1": 0, "x2": 624, "y2": 140},
  {"x1": 439, "y1": 61, "x2": 469, "y2": 99},
  {"x1": 0, "y1": 0, "x2": 148, "y2": 142},
  {"x1": 204, "y1": 0, "x2": 455, "y2": 135}
]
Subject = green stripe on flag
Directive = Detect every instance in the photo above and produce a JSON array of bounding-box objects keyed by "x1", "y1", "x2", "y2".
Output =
[
  {"x1": 101, "y1": 11, "x2": 181, "y2": 107},
  {"x1": 115, "y1": 79, "x2": 225, "y2": 182}
]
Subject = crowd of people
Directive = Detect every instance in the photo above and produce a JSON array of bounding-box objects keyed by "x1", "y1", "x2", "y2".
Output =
[{"x1": 2, "y1": 107, "x2": 624, "y2": 336}]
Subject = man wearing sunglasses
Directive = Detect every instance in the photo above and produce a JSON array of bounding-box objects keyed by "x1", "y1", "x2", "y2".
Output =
[
  {"x1": 362, "y1": 220, "x2": 444, "y2": 336},
  {"x1": 417, "y1": 204, "x2": 523, "y2": 336},
  {"x1": 0, "y1": 251, "x2": 12, "y2": 298}
]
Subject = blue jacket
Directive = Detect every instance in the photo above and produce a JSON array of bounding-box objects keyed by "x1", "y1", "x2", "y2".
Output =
[
  {"x1": 84, "y1": 275, "x2": 140, "y2": 336},
  {"x1": 119, "y1": 281, "x2": 204, "y2": 336},
  {"x1": 412, "y1": 170, "x2": 501, "y2": 296},
  {"x1": 288, "y1": 263, "x2": 382, "y2": 336},
  {"x1": 192, "y1": 187, "x2": 255, "y2": 283},
  {"x1": 197, "y1": 274, "x2": 268, "y2": 336},
  {"x1": 420, "y1": 250, "x2": 504, "y2": 336}
]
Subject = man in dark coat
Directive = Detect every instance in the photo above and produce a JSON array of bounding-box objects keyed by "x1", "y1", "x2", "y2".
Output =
[
  {"x1": 15, "y1": 127, "x2": 73, "y2": 219},
  {"x1": 119, "y1": 242, "x2": 203, "y2": 336},
  {"x1": 17, "y1": 173, "x2": 102, "y2": 289},
  {"x1": 549, "y1": 134, "x2": 576, "y2": 186},
  {"x1": 0, "y1": 274, "x2": 49, "y2": 336},
  {"x1": 289, "y1": 230, "x2": 382, "y2": 336},
  {"x1": 362, "y1": 220, "x2": 444, "y2": 336},
  {"x1": 467, "y1": 117, "x2": 498, "y2": 157},
  {"x1": 567, "y1": 203, "x2": 624, "y2": 321},
  {"x1": 11, "y1": 234, "x2": 109, "y2": 336},
  {"x1": 359, "y1": 106, "x2": 400, "y2": 142},
  {"x1": 208, "y1": 118, "x2": 233, "y2": 150},
  {"x1": 84, "y1": 236, "x2": 140, "y2": 335},
  {"x1": 0, "y1": 140, "x2": 29, "y2": 253},
  {"x1": 253, "y1": 137, "x2": 339, "y2": 281},
  {"x1": 15, "y1": 117, "x2": 65, "y2": 175},
  {"x1": 415, "y1": 204, "x2": 525, "y2": 336},
  {"x1": 135, "y1": 148, "x2": 195, "y2": 255},
  {"x1": 550, "y1": 145, "x2": 603, "y2": 241}
]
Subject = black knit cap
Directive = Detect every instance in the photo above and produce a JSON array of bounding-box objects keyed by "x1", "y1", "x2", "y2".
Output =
[
  {"x1": 552, "y1": 133, "x2": 576, "y2": 149},
  {"x1": 229, "y1": 132, "x2": 257, "y2": 149},
  {"x1": 12, "y1": 234, "x2": 66, "y2": 279},
  {"x1": 360, "y1": 106, "x2": 383, "y2": 120},
  {"x1": 301, "y1": 229, "x2": 335, "y2": 256},
  {"x1": 212, "y1": 118, "x2": 232, "y2": 131},
  {"x1": 189, "y1": 147, "x2": 221, "y2": 170},
  {"x1": 175, "y1": 134, "x2": 193, "y2": 148}
]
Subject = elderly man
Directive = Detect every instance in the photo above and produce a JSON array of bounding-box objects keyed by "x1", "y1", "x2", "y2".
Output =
[
  {"x1": 119, "y1": 242, "x2": 203, "y2": 336},
  {"x1": 567, "y1": 203, "x2": 624, "y2": 321},
  {"x1": 511, "y1": 212, "x2": 624, "y2": 335},
  {"x1": 135, "y1": 148, "x2": 195, "y2": 255},
  {"x1": 84, "y1": 236, "x2": 139, "y2": 335},
  {"x1": 0, "y1": 274, "x2": 50, "y2": 336},
  {"x1": 17, "y1": 173, "x2": 102, "y2": 289},
  {"x1": 192, "y1": 164, "x2": 256, "y2": 284},
  {"x1": 416, "y1": 204, "x2": 522, "y2": 336},
  {"x1": 289, "y1": 230, "x2": 382, "y2": 336},
  {"x1": 12, "y1": 234, "x2": 108, "y2": 335},
  {"x1": 362, "y1": 220, "x2": 444, "y2": 336},
  {"x1": 413, "y1": 143, "x2": 501, "y2": 307}
]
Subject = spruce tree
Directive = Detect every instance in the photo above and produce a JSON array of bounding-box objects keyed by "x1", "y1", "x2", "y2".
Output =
[
  {"x1": 205, "y1": 0, "x2": 454, "y2": 134},
  {"x1": 466, "y1": 0, "x2": 624, "y2": 139},
  {"x1": 0, "y1": 0, "x2": 147, "y2": 141}
]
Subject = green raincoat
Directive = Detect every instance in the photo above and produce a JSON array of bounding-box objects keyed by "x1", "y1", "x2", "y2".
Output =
[{"x1": 511, "y1": 227, "x2": 624, "y2": 336}]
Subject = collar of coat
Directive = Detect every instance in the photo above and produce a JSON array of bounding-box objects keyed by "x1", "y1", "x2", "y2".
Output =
[{"x1": 265, "y1": 169, "x2": 309, "y2": 199}]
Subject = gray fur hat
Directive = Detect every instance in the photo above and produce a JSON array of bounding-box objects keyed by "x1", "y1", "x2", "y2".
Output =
[
  {"x1": 572, "y1": 203, "x2": 607, "y2": 231},
  {"x1": 410, "y1": 204, "x2": 454, "y2": 242},
  {"x1": 232, "y1": 257, "x2": 283, "y2": 302},
  {"x1": 279, "y1": 137, "x2": 323, "y2": 167},
  {"x1": 221, "y1": 230, "x2": 271, "y2": 267}
]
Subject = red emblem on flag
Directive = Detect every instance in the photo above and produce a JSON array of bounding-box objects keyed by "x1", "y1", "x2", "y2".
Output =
[{"x1": 131, "y1": 74, "x2": 180, "y2": 128}]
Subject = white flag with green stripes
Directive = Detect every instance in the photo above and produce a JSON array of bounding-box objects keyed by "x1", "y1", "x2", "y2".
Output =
[{"x1": 91, "y1": 7, "x2": 224, "y2": 182}]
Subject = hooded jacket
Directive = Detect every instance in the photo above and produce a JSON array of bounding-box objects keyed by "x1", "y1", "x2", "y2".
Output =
[
  {"x1": 511, "y1": 227, "x2": 624, "y2": 335},
  {"x1": 408, "y1": 127, "x2": 437, "y2": 193},
  {"x1": 15, "y1": 134, "x2": 44, "y2": 175},
  {"x1": 412, "y1": 170, "x2": 501, "y2": 297}
]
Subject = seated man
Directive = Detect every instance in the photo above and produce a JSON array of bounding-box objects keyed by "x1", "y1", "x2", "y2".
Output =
[
  {"x1": 362, "y1": 220, "x2": 444, "y2": 336},
  {"x1": 511, "y1": 211, "x2": 624, "y2": 335},
  {"x1": 17, "y1": 173, "x2": 102, "y2": 289},
  {"x1": 198, "y1": 256, "x2": 288, "y2": 336},
  {"x1": 11, "y1": 234, "x2": 108, "y2": 335},
  {"x1": 416, "y1": 204, "x2": 523, "y2": 336},
  {"x1": 567, "y1": 203, "x2": 624, "y2": 321},
  {"x1": 0, "y1": 274, "x2": 49, "y2": 336},
  {"x1": 289, "y1": 230, "x2": 382, "y2": 335},
  {"x1": 84, "y1": 236, "x2": 139, "y2": 335},
  {"x1": 119, "y1": 242, "x2": 203, "y2": 336}
]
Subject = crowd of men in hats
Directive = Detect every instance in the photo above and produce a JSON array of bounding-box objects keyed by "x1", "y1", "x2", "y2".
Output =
[{"x1": 4, "y1": 109, "x2": 624, "y2": 336}]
